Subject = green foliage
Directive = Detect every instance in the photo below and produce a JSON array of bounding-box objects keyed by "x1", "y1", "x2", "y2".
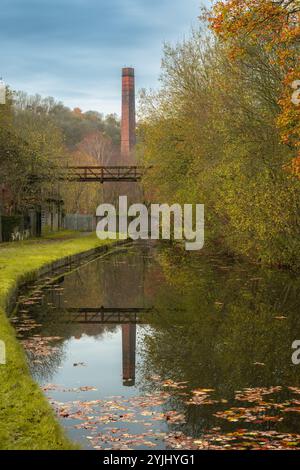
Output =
[
  {"x1": 14, "y1": 92, "x2": 121, "y2": 149},
  {"x1": 138, "y1": 29, "x2": 300, "y2": 269},
  {"x1": 140, "y1": 246, "x2": 300, "y2": 403},
  {"x1": 0, "y1": 90, "x2": 121, "y2": 216},
  {"x1": 0, "y1": 89, "x2": 66, "y2": 213}
]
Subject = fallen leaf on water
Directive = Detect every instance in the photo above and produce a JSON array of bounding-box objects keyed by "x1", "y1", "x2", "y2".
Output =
[
  {"x1": 79, "y1": 386, "x2": 98, "y2": 392},
  {"x1": 161, "y1": 380, "x2": 188, "y2": 390},
  {"x1": 165, "y1": 411, "x2": 186, "y2": 424}
]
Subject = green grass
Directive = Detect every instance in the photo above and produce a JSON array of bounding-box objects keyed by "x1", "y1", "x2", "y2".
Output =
[{"x1": 0, "y1": 232, "x2": 116, "y2": 449}]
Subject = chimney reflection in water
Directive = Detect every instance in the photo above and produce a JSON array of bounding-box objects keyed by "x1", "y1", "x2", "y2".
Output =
[{"x1": 122, "y1": 323, "x2": 136, "y2": 386}]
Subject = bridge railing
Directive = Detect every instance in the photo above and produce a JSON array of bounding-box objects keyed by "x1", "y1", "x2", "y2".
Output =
[{"x1": 60, "y1": 165, "x2": 146, "y2": 182}]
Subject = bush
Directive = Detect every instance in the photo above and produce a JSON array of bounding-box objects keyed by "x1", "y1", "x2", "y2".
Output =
[{"x1": 1, "y1": 216, "x2": 24, "y2": 242}]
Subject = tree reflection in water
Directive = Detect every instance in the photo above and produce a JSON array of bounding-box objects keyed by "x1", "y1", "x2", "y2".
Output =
[{"x1": 13, "y1": 242, "x2": 300, "y2": 448}]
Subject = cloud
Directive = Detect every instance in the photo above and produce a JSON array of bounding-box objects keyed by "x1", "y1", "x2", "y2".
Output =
[{"x1": 1, "y1": 0, "x2": 203, "y2": 114}]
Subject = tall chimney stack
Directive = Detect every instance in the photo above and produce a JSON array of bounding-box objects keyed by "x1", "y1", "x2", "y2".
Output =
[{"x1": 121, "y1": 67, "x2": 136, "y2": 163}]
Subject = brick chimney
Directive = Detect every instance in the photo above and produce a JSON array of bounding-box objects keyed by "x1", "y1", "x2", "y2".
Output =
[{"x1": 121, "y1": 67, "x2": 136, "y2": 163}]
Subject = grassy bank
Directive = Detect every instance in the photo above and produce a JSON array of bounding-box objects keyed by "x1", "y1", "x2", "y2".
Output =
[{"x1": 0, "y1": 231, "x2": 116, "y2": 450}]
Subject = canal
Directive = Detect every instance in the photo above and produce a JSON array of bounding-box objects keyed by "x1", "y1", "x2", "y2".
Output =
[{"x1": 12, "y1": 242, "x2": 300, "y2": 450}]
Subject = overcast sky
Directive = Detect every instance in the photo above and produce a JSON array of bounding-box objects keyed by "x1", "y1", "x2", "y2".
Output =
[{"x1": 0, "y1": 0, "x2": 207, "y2": 115}]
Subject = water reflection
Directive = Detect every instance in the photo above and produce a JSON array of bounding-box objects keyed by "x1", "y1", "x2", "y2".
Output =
[
  {"x1": 12, "y1": 242, "x2": 300, "y2": 450},
  {"x1": 122, "y1": 324, "x2": 136, "y2": 386}
]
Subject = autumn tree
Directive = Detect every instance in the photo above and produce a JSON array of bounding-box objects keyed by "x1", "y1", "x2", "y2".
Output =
[
  {"x1": 138, "y1": 23, "x2": 300, "y2": 268},
  {"x1": 77, "y1": 131, "x2": 113, "y2": 165},
  {"x1": 62, "y1": 150, "x2": 101, "y2": 214},
  {"x1": 13, "y1": 94, "x2": 66, "y2": 211},
  {"x1": 208, "y1": 0, "x2": 300, "y2": 171},
  {"x1": 0, "y1": 90, "x2": 65, "y2": 214}
]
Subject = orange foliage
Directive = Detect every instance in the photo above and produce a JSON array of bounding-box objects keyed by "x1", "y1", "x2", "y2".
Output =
[
  {"x1": 73, "y1": 107, "x2": 83, "y2": 116},
  {"x1": 208, "y1": 0, "x2": 300, "y2": 173}
]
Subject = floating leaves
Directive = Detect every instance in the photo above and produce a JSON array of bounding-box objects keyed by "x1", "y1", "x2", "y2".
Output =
[
  {"x1": 42, "y1": 384, "x2": 98, "y2": 393},
  {"x1": 214, "y1": 406, "x2": 283, "y2": 424},
  {"x1": 167, "y1": 430, "x2": 300, "y2": 450},
  {"x1": 41, "y1": 378, "x2": 300, "y2": 450},
  {"x1": 235, "y1": 386, "x2": 282, "y2": 403},
  {"x1": 165, "y1": 411, "x2": 186, "y2": 424},
  {"x1": 42, "y1": 386, "x2": 188, "y2": 450},
  {"x1": 79, "y1": 386, "x2": 98, "y2": 392},
  {"x1": 161, "y1": 380, "x2": 188, "y2": 390},
  {"x1": 12, "y1": 292, "x2": 300, "y2": 451},
  {"x1": 186, "y1": 388, "x2": 219, "y2": 406},
  {"x1": 21, "y1": 335, "x2": 62, "y2": 357}
]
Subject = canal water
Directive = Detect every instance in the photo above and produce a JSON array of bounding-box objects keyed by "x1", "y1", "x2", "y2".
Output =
[{"x1": 12, "y1": 242, "x2": 300, "y2": 450}]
